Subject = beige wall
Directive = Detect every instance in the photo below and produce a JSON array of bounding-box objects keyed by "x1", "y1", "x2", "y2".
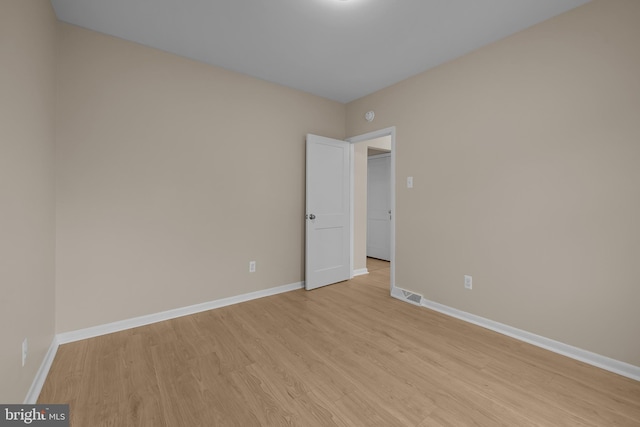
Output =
[
  {"x1": 3, "y1": 1, "x2": 637, "y2": 402},
  {"x1": 0, "y1": 0, "x2": 57, "y2": 402},
  {"x1": 365, "y1": 137, "x2": 392, "y2": 154},
  {"x1": 55, "y1": 24, "x2": 346, "y2": 332},
  {"x1": 347, "y1": 0, "x2": 640, "y2": 366}
]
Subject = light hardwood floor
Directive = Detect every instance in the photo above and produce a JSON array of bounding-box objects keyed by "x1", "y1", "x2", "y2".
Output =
[{"x1": 39, "y1": 258, "x2": 640, "y2": 426}]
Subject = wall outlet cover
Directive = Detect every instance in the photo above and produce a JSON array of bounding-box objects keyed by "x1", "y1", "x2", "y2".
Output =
[{"x1": 464, "y1": 275, "x2": 472, "y2": 290}]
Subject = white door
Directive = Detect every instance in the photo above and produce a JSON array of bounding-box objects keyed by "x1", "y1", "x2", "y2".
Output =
[
  {"x1": 305, "y1": 134, "x2": 351, "y2": 290},
  {"x1": 367, "y1": 153, "x2": 391, "y2": 261}
]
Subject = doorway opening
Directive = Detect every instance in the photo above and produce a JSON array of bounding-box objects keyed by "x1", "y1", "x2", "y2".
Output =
[
  {"x1": 366, "y1": 149, "x2": 391, "y2": 261},
  {"x1": 347, "y1": 127, "x2": 396, "y2": 292}
]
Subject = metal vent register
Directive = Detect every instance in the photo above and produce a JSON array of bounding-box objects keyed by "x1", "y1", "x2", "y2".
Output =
[{"x1": 402, "y1": 290, "x2": 423, "y2": 305}]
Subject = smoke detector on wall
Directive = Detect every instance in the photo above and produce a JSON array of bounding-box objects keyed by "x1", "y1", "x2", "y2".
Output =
[{"x1": 365, "y1": 111, "x2": 375, "y2": 122}]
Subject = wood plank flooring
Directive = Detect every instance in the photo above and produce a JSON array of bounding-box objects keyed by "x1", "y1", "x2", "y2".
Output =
[{"x1": 39, "y1": 259, "x2": 640, "y2": 426}]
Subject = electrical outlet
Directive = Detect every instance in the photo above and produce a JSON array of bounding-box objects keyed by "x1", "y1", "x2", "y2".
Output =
[
  {"x1": 22, "y1": 338, "x2": 28, "y2": 367},
  {"x1": 249, "y1": 261, "x2": 256, "y2": 273},
  {"x1": 464, "y1": 275, "x2": 472, "y2": 290}
]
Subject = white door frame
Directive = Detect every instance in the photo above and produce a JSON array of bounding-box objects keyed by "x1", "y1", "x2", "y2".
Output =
[{"x1": 347, "y1": 126, "x2": 396, "y2": 291}]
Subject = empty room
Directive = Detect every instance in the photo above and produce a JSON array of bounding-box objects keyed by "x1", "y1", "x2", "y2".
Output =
[{"x1": 1, "y1": 0, "x2": 639, "y2": 425}]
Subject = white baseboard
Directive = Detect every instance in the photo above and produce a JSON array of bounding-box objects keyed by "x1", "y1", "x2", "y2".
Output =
[
  {"x1": 24, "y1": 336, "x2": 59, "y2": 404},
  {"x1": 419, "y1": 297, "x2": 640, "y2": 382},
  {"x1": 34, "y1": 279, "x2": 637, "y2": 405},
  {"x1": 57, "y1": 281, "x2": 304, "y2": 345},
  {"x1": 29, "y1": 281, "x2": 304, "y2": 403},
  {"x1": 390, "y1": 285, "x2": 422, "y2": 306},
  {"x1": 353, "y1": 268, "x2": 369, "y2": 277}
]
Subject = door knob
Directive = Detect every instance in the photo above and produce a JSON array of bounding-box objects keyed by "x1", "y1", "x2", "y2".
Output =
[{"x1": 308, "y1": 214, "x2": 316, "y2": 220}]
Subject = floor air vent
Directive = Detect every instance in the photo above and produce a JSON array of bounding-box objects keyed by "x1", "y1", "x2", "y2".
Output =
[{"x1": 402, "y1": 290, "x2": 423, "y2": 305}]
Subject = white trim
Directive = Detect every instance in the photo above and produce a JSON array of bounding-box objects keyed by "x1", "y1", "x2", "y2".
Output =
[
  {"x1": 414, "y1": 296, "x2": 640, "y2": 382},
  {"x1": 24, "y1": 336, "x2": 59, "y2": 404},
  {"x1": 347, "y1": 126, "x2": 396, "y2": 291},
  {"x1": 368, "y1": 153, "x2": 391, "y2": 159},
  {"x1": 57, "y1": 281, "x2": 304, "y2": 344},
  {"x1": 390, "y1": 285, "x2": 405, "y2": 301},
  {"x1": 26, "y1": 281, "x2": 303, "y2": 403},
  {"x1": 353, "y1": 268, "x2": 369, "y2": 277},
  {"x1": 349, "y1": 142, "x2": 355, "y2": 279}
]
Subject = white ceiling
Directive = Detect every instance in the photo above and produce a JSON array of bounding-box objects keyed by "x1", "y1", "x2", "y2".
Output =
[{"x1": 50, "y1": 0, "x2": 590, "y2": 103}]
